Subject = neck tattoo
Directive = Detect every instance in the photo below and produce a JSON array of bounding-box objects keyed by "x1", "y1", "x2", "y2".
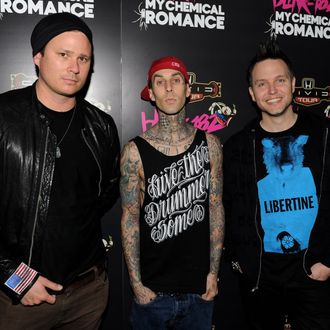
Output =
[
  {"x1": 159, "y1": 115, "x2": 170, "y2": 128},
  {"x1": 55, "y1": 105, "x2": 76, "y2": 159}
]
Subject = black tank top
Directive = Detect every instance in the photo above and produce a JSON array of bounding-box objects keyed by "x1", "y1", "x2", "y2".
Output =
[{"x1": 133, "y1": 129, "x2": 211, "y2": 294}]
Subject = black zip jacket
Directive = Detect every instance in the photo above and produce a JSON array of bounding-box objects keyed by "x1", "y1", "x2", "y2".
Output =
[
  {"x1": 0, "y1": 84, "x2": 120, "y2": 301},
  {"x1": 223, "y1": 111, "x2": 330, "y2": 291}
]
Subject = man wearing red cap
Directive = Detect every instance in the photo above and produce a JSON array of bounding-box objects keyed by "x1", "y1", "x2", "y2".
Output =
[{"x1": 120, "y1": 56, "x2": 225, "y2": 329}]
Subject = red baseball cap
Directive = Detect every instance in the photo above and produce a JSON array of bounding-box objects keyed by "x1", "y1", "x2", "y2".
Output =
[{"x1": 140, "y1": 56, "x2": 189, "y2": 101}]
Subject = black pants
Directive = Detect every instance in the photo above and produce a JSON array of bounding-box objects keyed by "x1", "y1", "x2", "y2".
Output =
[{"x1": 240, "y1": 268, "x2": 330, "y2": 330}]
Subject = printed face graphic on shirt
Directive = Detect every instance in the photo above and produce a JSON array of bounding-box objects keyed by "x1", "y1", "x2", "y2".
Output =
[{"x1": 257, "y1": 135, "x2": 318, "y2": 253}]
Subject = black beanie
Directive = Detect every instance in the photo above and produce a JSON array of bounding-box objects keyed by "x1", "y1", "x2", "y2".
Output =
[{"x1": 30, "y1": 13, "x2": 93, "y2": 56}]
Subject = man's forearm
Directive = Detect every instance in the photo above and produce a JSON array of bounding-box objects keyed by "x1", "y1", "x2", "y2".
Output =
[
  {"x1": 208, "y1": 134, "x2": 225, "y2": 276},
  {"x1": 209, "y1": 203, "x2": 225, "y2": 275},
  {"x1": 121, "y1": 211, "x2": 142, "y2": 287}
]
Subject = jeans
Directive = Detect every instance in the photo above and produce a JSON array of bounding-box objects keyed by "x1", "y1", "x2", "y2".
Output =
[
  {"x1": 130, "y1": 293, "x2": 214, "y2": 330},
  {"x1": 0, "y1": 266, "x2": 109, "y2": 330}
]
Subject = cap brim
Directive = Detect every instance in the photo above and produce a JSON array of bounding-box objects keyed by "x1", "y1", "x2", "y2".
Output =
[{"x1": 140, "y1": 86, "x2": 151, "y2": 101}]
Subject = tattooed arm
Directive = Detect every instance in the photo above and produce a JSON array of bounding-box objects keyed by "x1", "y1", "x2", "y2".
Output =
[
  {"x1": 120, "y1": 141, "x2": 156, "y2": 304},
  {"x1": 202, "y1": 134, "x2": 225, "y2": 301}
]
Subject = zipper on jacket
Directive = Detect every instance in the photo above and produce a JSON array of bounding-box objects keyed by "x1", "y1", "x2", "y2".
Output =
[
  {"x1": 28, "y1": 127, "x2": 50, "y2": 266},
  {"x1": 251, "y1": 129, "x2": 263, "y2": 293},
  {"x1": 303, "y1": 126, "x2": 328, "y2": 275},
  {"x1": 317, "y1": 127, "x2": 327, "y2": 210},
  {"x1": 82, "y1": 128, "x2": 102, "y2": 196}
]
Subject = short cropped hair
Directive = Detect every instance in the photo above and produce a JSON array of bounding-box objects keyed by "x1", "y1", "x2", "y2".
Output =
[{"x1": 247, "y1": 39, "x2": 295, "y2": 86}]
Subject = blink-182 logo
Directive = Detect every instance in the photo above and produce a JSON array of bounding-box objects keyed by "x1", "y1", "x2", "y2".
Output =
[
  {"x1": 294, "y1": 78, "x2": 330, "y2": 106},
  {"x1": 265, "y1": 0, "x2": 330, "y2": 39},
  {"x1": 141, "y1": 72, "x2": 237, "y2": 133},
  {"x1": 133, "y1": 0, "x2": 225, "y2": 31}
]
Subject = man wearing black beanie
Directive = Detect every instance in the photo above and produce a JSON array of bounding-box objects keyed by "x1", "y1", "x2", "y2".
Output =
[
  {"x1": 0, "y1": 12, "x2": 120, "y2": 330},
  {"x1": 30, "y1": 12, "x2": 94, "y2": 56}
]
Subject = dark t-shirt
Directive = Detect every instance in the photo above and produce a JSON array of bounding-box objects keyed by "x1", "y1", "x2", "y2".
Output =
[
  {"x1": 39, "y1": 103, "x2": 104, "y2": 286},
  {"x1": 133, "y1": 129, "x2": 211, "y2": 294},
  {"x1": 255, "y1": 113, "x2": 322, "y2": 282}
]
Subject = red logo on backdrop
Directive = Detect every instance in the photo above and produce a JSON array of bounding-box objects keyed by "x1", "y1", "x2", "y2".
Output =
[
  {"x1": 188, "y1": 73, "x2": 221, "y2": 103},
  {"x1": 141, "y1": 72, "x2": 237, "y2": 133},
  {"x1": 294, "y1": 78, "x2": 330, "y2": 106}
]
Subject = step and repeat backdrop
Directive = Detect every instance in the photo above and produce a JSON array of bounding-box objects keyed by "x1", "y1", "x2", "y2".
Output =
[{"x1": 0, "y1": 0, "x2": 329, "y2": 328}]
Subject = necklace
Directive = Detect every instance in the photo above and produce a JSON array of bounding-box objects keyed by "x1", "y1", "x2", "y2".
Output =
[{"x1": 55, "y1": 105, "x2": 76, "y2": 159}]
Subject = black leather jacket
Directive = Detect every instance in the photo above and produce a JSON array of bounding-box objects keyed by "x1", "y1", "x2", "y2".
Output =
[{"x1": 0, "y1": 84, "x2": 120, "y2": 300}]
